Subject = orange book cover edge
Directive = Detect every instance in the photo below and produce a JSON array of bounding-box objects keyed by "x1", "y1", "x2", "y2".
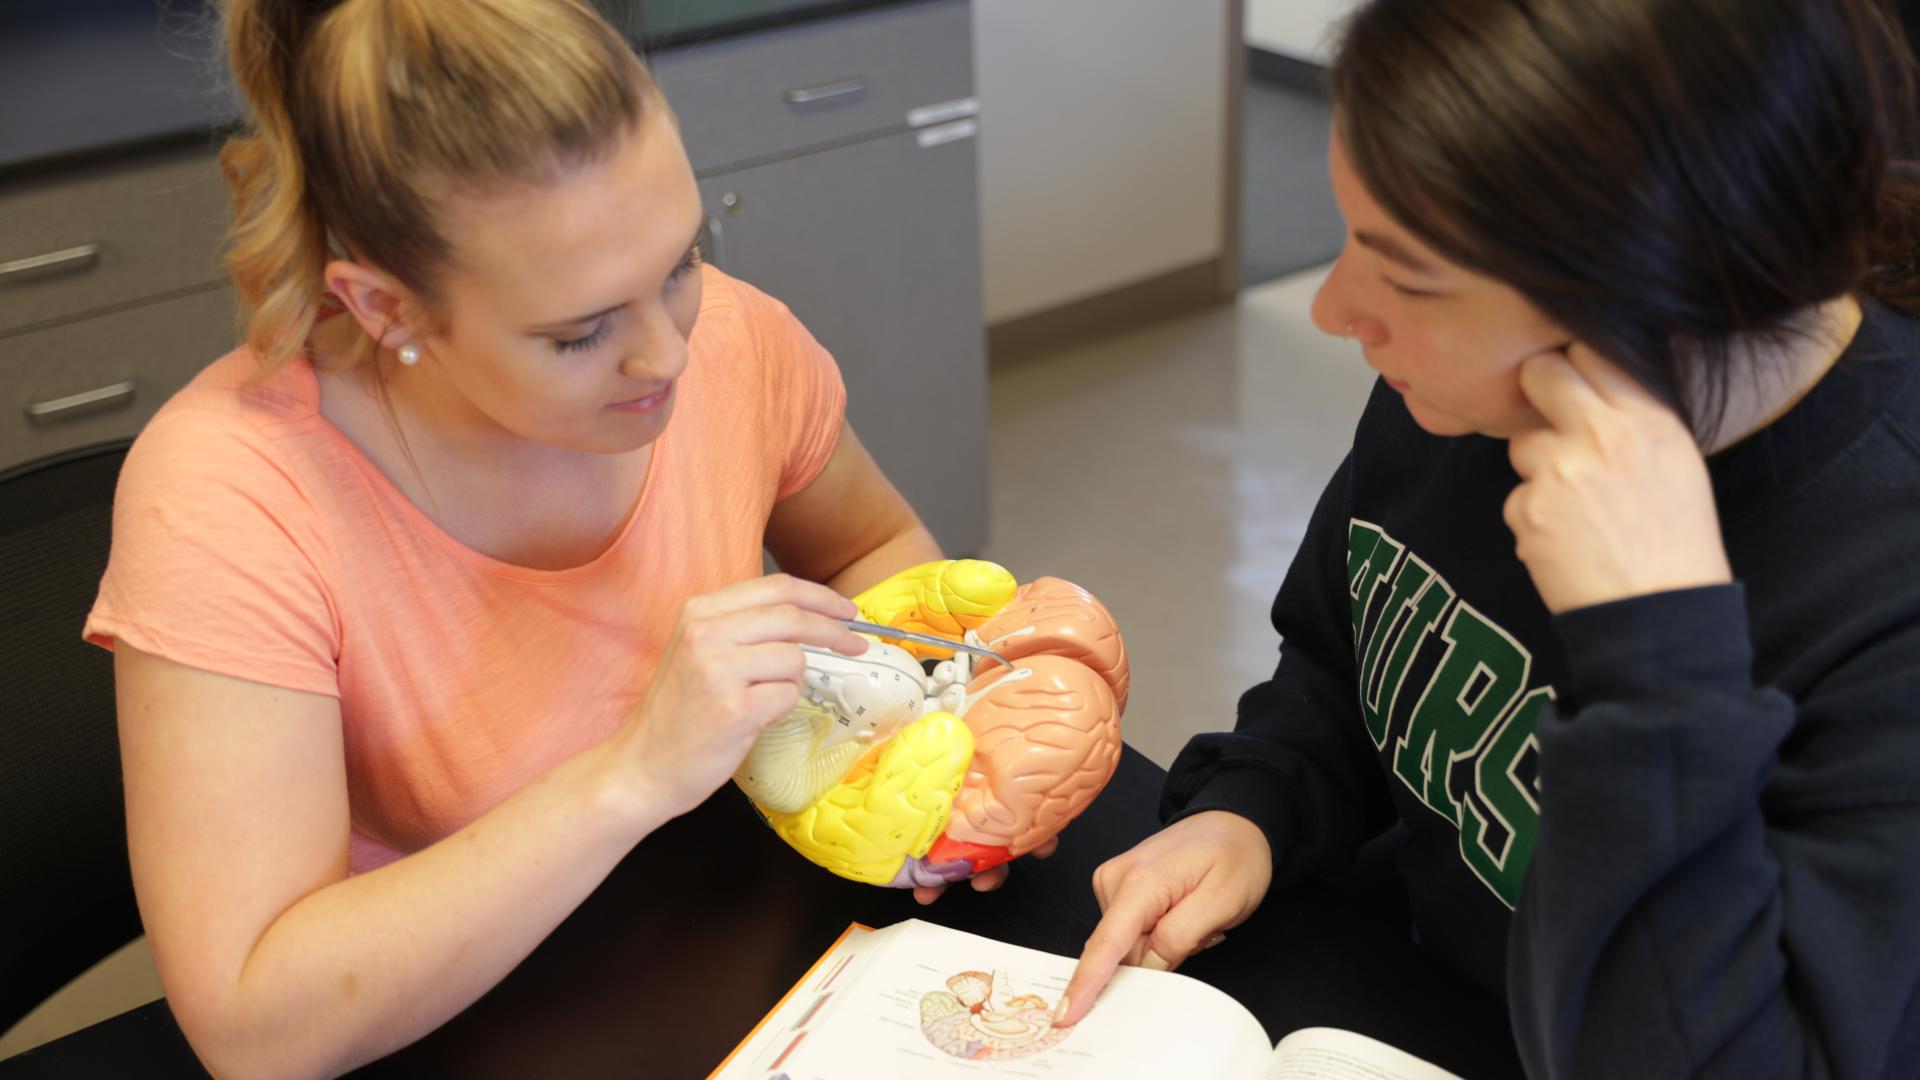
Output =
[{"x1": 705, "y1": 921, "x2": 876, "y2": 1079}]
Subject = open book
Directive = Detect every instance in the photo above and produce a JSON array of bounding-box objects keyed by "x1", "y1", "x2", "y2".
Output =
[{"x1": 710, "y1": 918, "x2": 1464, "y2": 1080}]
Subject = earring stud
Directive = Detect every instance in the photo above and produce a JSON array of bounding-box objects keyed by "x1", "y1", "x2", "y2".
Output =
[{"x1": 398, "y1": 343, "x2": 420, "y2": 366}]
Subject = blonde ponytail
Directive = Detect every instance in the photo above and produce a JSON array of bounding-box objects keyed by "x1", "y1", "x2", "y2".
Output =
[
  {"x1": 221, "y1": 0, "x2": 339, "y2": 372},
  {"x1": 217, "y1": 0, "x2": 650, "y2": 372}
]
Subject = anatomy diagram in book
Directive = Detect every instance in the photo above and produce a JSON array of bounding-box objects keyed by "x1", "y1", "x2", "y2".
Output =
[{"x1": 918, "y1": 968, "x2": 1071, "y2": 1060}]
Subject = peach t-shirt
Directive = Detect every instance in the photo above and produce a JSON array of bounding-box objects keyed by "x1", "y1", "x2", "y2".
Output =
[{"x1": 84, "y1": 267, "x2": 845, "y2": 871}]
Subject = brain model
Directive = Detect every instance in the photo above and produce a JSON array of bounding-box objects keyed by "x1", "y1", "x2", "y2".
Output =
[{"x1": 733, "y1": 559, "x2": 1128, "y2": 887}]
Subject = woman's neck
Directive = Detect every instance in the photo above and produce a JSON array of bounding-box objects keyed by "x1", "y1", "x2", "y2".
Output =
[
  {"x1": 316, "y1": 350, "x2": 647, "y2": 569},
  {"x1": 357, "y1": 349, "x2": 556, "y2": 472},
  {"x1": 312, "y1": 334, "x2": 608, "y2": 490},
  {"x1": 1705, "y1": 293, "x2": 1865, "y2": 455}
]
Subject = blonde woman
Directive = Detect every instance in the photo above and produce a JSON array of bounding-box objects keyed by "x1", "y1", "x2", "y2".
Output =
[{"x1": 83, "y1": 1, "x2": 952, "y2": 1074}]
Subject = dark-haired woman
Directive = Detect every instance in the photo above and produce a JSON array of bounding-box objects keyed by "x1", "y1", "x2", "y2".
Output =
[{"x1": 1060, "y1": 1, "x2": 1920, "y2": 1075}]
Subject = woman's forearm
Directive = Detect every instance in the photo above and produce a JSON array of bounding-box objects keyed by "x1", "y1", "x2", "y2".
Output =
[
  {"x1": 827, "y1": 522, "x2": 943, "y2": 598},
  {"x1": 185, "y1": 740, "x2": 667, "y2": 1079}
]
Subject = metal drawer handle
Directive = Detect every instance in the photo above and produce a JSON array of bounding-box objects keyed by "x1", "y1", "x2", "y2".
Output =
[
  {"x1": 26, "y1": 380, "x2": 137, "y2": 422},
  {"x1": 0, "y1": 243, "x2": 103, "y2": 283},
  {"x1": 702, "y1": 215, "x2": 728, "y2": 271},
  {"x1": 783, "y1": 77, "x2": 867, "y2": 105}
]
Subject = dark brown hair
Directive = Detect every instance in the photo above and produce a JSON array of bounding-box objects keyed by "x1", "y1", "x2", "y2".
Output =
[{"x1": 1330, "y1": 0, "x2": 1920, "y2": 441}]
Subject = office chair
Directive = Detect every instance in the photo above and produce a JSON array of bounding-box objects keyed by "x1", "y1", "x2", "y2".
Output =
[{"x1": 0, "y1": 439, "x2": 143, "y2": 1036}]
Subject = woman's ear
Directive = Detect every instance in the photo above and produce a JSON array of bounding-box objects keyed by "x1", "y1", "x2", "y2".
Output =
[{"x1": 324, "y1": 259, "x2": 421, "y2": 349}]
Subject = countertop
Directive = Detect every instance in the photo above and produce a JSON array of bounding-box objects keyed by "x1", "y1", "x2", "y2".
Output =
[{"x1": 0, "y1": 0, "x2": 929, "y2": 179}]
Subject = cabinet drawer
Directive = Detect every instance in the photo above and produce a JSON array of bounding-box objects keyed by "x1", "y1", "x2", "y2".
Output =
[
  {"x1": 649, "y1": 0, "x2": 973, "y2": 175},
  {"x1": 0, "y1": 147, "x2": 231, "y2": 335},
  {"x1": 694, "y1": 124, "x2": 987, "y2": 554},
  {"x1": 0, "y1": 285, "x2": 235, "y2": 473}
]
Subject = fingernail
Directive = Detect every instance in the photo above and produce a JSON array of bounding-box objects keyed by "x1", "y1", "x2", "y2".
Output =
[
  {"x1": 1052, "y1": 994, "x2": 1071, "y2": 1025},
  {"x1": 1203, "y1": 933, "x2": 1227, "y2": 950},
  {"x1": 1141, "y1": 949, "x2": 1172, "y2": 971}
]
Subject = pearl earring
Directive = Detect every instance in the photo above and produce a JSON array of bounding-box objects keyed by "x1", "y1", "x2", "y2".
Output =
[{"x1": 398, "y1": 343, "x2": 420, "y2": 366}]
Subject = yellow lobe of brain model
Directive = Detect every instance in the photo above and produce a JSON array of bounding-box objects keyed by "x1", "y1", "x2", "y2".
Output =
[
  {"x1": 759, "y1": 711, "x2": 975, "y2": 884},
  {"x1": 852, "y1": 559, "x2": 1018, "y2": 659}
]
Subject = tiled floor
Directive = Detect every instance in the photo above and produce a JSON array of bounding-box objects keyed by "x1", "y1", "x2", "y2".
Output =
[
  {"x1": 0, "y1": 265, "x2": 1376, "y2": 1059},
  {"x1": 981, "y1": 263, "x2": 1376, "y2": 768},
  {"x1": 0, "y1": 937, "x2": 162, "y2": 1060}
]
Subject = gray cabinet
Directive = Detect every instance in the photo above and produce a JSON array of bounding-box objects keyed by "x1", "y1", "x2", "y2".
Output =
[
  {"x1": 1, "y1": 0, "x2": 990, "y2": 563},
  {"x1": 695, "y1": 126, "x2": 987, "y2": 557},
  {"x1": 651, "y1": 0, "x2": 989, "y2": 556},
  {"x1": 0, "y1": 149, "x2": 228, "y2": 336},
  {"x1": 0, "y1": 284, "x2": 234, "y2": 470},
  {"x1": 647, "y1": 0, "x2": 973, "y2": 175},
  {"x1": 0, "y1": 147, "x2": 231, "y2": 473}
]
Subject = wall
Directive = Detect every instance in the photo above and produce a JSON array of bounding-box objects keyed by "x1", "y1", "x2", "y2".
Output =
[
  {"x1": 973, "y1": 0, "x2": 1232, "y2": 324},
  {"x1": 1244, "y1": 0, "x2": 1356, "y2": 63}
]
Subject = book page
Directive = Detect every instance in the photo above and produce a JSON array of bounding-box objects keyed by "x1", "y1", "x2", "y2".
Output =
[
  {"x1": 1264, "y1": 1027, "x2": 1465, "y2": 1080},
  {"x1": 713, "y1": 918, "x2": 1273, "y2": 1080},
  {"x1": 710, "y1": 922, "x2": 895, "y2": 1079}
]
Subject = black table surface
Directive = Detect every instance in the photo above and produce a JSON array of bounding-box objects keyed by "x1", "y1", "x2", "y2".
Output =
[{"x1": 0, "y1": 746, "x2": 1523, "y2": 1079}]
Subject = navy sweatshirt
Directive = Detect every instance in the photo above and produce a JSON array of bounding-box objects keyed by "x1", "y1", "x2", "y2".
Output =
[{"x1": 1162, "y1": 297, "x2": 1920, "y2": 1078}]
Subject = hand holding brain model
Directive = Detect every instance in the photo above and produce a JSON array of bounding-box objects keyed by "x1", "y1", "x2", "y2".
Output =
[{"x1": 733, "y1": 559, "x2": 1129, "y2": 888}]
